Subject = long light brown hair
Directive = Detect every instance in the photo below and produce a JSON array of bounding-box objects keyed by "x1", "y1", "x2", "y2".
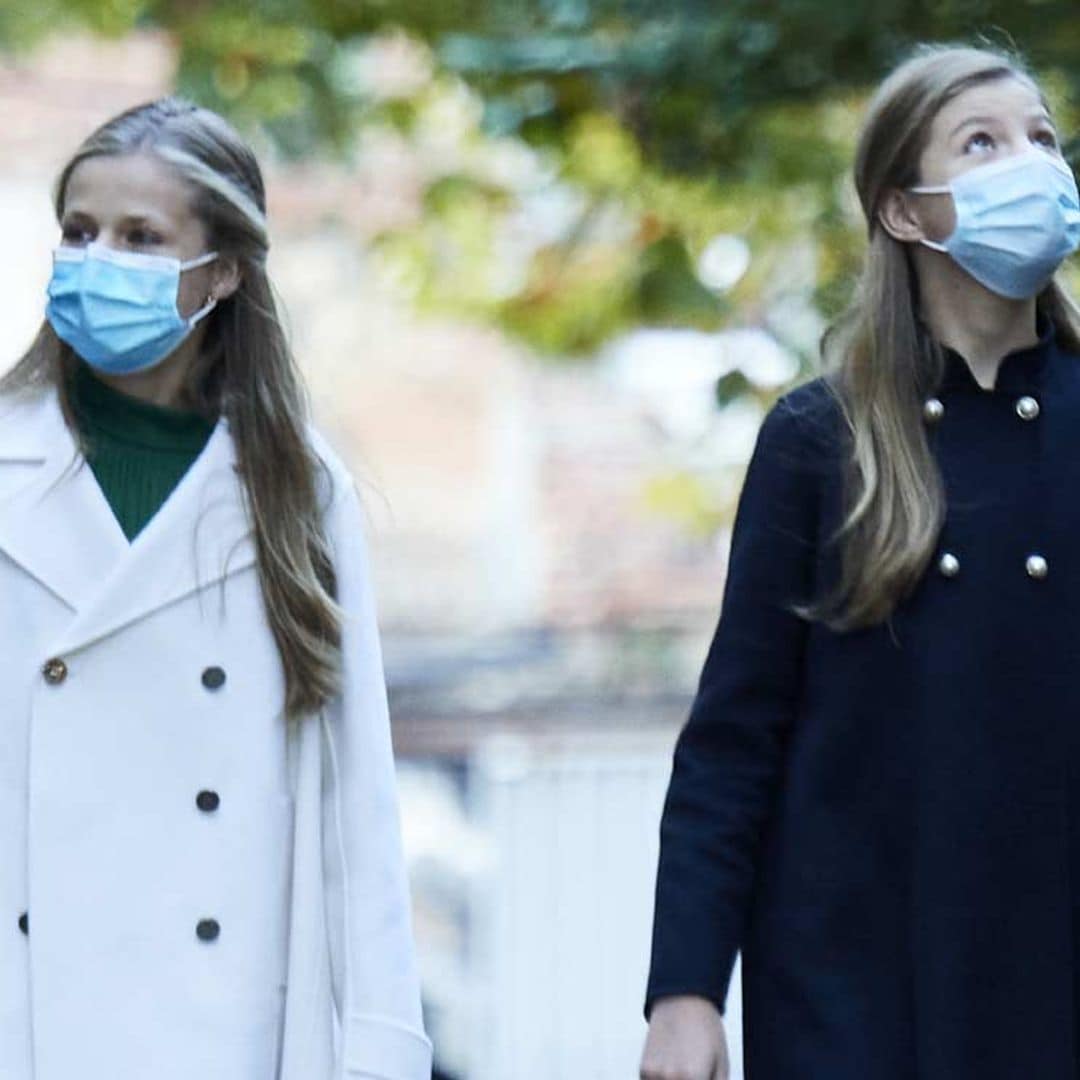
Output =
[
  {"x1": 805, "y1": 43, "x2": 1080, "y2": 631},
  {"x1": 1, "y1": 97, "x2": 343, "y2": 719}
]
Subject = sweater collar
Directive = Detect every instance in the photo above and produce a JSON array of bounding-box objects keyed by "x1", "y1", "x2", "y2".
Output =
[{"x1": 68, "y1": 360, "x2": 217, "y2": 452}]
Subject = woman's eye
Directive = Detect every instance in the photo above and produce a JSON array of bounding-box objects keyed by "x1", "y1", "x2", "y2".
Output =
[
  {"x1": 127, "y1": 230, "x2": 160, "y2": 246},
  {"x1": 1034, "y1": 128, "x2": 1059, "y2": 148},
  {"x1": 60, "y1": 226, "x2": 88, "y2": 244},
  {"x1": 964, "y1": 131, "x2": 995, "y2": 152}
]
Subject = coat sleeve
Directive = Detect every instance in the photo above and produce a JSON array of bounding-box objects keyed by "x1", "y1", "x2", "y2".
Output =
[
  {"x1": 320, "y1": 466, "x2": 434, "y2": 1079},
  {"x1": 643, "y1": 386, "x2": 830, "y2": 1022}
]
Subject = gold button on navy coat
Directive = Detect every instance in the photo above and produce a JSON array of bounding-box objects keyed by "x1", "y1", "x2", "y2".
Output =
[{"x1": 646, "y1": 317, "x2": 1080, "y2": 1079}]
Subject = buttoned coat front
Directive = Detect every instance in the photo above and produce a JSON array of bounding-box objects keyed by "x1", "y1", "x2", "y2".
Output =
[
  {"x1": 0, "y1": 380, "x2": 433, "y2": 1080},
  {"x1": 646, "y1": 322, "x2": 1080, "y2": 1079}
]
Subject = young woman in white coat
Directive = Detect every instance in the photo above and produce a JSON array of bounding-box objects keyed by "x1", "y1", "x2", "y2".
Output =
[{"x1": 0, "y1": 98, "x2": 433, "y2": 1079}]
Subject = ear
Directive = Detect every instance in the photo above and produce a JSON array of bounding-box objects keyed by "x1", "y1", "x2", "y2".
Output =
[
  {"x1": 877, "y1": 187, "x2": 932, "y2": 245},
  {"x1": 209, "y1": 255, "x2": 242, "y2": 302}
]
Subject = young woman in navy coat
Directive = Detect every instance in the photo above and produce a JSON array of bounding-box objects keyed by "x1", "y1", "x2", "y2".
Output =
[{"x1": 640, "y1": 43, "x2": 1080, "y2": 1080}]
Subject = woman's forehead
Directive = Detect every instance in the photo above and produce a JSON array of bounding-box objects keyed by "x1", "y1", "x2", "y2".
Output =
[
  {"x1": 931, "y1": 76, "x2": 1049, "y2": 136},
  {"x1": 64, "y1": 152, "x2": 196, "y2": 223}
]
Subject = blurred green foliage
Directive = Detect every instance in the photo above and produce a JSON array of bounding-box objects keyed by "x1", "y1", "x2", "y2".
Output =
[{"x1": 5, "y1": 2, "x2": 1077, "y2": 167}]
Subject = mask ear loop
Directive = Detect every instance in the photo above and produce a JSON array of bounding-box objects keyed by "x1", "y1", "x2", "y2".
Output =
[
  {"x1": 179, "y1": 250, "x2": 221, "y2": 326},
  {"x1": 180, "y1": 250, "x2": 220, "y2": 271},
  {"x1": 905, "y1": 185, "x2": 951, "y2": 253},
  {"x1": 187, "y1": 295, "x2": 218, "y2": 327}
]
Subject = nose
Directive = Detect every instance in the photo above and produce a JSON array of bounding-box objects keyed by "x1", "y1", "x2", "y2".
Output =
[
  {"x1": 90, "y1": 230, "x2": 126, "y2": 251},
  {"x1": 1003, "y1": 129, "x2": 1056, "y2": 159}
]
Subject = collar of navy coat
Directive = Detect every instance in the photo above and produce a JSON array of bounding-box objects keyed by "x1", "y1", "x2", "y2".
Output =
[
  {"x1": 0, "y1": 379, "x2": 257, "y2": 656},
  {"x1": 937, "y1": 311, "x2": 1057, "y2": 394}
]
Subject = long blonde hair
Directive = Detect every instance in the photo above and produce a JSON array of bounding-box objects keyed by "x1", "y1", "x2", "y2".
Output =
[
  {"x1": 806, "y1": 43, "x2": 1080, "y2": 630},
  {"x1": 1, "y1": 97, "x2": 343, "y2": 719}
]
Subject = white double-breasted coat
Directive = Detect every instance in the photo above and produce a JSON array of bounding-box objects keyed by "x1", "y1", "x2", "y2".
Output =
[{"x1": 0, "y1": 379, "x2": 433, "y2": 1079}]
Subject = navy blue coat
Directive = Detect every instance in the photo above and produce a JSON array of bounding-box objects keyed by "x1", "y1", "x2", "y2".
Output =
[{"x1": 645, "y1": 318, "x2": 1080, "y2": 1079}]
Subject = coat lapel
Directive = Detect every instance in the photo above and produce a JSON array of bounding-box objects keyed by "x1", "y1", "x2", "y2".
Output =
[
  {"x1": 0, "y1": 383, "x2": 128, "y2": 613},
  {"x1": 0, "y1": 380, "x2": 258, "y2": 656}
]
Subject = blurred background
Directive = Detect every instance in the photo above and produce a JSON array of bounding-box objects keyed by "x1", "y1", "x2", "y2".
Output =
[{"x1": 4, "y1": 4, "x2": 1080, "y2": 1077}]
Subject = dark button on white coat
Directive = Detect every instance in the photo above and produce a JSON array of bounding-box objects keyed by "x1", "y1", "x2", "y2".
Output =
[
  {"x1": 196, "y1": 790, "x2": 220, "y2": 812},
  {"x1": 201, "y1": 666, "x2": 226, "y2": 690},
  {"x1": 196, "y1": 918, "x2": 220, "y2": 942}
]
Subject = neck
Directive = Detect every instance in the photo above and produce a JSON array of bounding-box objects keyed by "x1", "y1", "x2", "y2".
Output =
[
  {"x1": 913, "y1": 250, "x2": 1039, "y2": 390},
  {"x1": 90, "y1": 329, "x2": 204, "y2": 410}
]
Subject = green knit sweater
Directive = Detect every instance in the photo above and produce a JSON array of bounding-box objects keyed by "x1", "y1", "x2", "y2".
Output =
[{"x1": 69, "y1": 361, "x2": 218, "y2": 542}]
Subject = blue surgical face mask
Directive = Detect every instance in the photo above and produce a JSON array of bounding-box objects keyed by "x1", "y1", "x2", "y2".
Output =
[
  {"x1": 45, "y1": 241, "x2": 220, "y2": 375},
  {"x1": 906, "y1": 150, "x2": 1080, "y2": 299}
]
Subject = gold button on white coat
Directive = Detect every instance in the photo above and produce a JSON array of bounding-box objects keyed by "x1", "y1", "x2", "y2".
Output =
[
  {"x1": 923, "y1": 398, "x2": 945, "y2": 423},
  {"x1": 42, "y1": 657, "x2": 68, "y2": 685},
  {"x1": 1015, "y1": 396, "x2": 1040, "y2": 420},
  {"x1": 1025, "y1": 554, "x2": 1049, "y2": 580},
  {"x1": 938, "y1": 552, "x2": 960, "y2": 578}
]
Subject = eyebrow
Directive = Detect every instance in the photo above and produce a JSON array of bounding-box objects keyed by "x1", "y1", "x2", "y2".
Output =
[
  {"x1": 61, "y1": 209, "x2": 170, "y2": 228},
  {"x1": 949, "y1": 111, "x2": 1056, "y2": 139}
]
